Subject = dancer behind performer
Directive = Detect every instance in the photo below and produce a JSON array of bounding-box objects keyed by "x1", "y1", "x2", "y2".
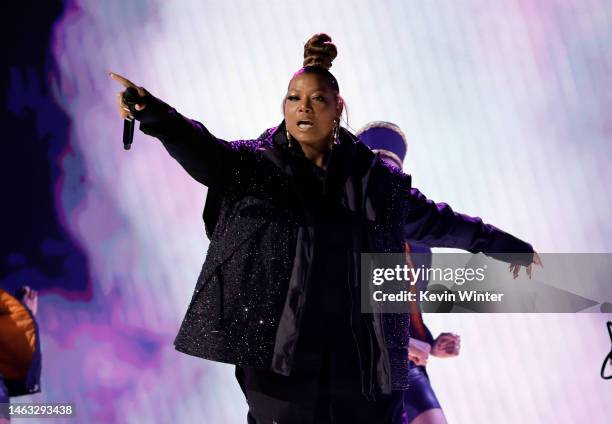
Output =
[
  {"x1": 358, "y1": 122, "x2": 460, "y2": 424},
  {"x1": 0, "y1": 286, "x2": 42, "y2": 424},
  {"x1": 110, "y1": 33, "x2": 539, "y2": 423}
]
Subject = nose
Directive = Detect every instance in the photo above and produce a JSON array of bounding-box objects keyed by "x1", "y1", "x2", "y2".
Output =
[{"x1": 298, "y1": 98, "x2": 312, "y2": 113}]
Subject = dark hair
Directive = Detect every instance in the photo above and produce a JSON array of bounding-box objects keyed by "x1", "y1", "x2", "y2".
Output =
[
  {"x1": 284, "y1": 33, "x2": 350, "y2": 127},
  {"x1": 290, "y1": 33, "x2": 340, "y2": 93}
]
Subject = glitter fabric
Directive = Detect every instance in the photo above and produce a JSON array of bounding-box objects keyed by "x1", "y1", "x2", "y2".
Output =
[{"x1": 136, "y1": 94, "x2": 535, "y2": 393}]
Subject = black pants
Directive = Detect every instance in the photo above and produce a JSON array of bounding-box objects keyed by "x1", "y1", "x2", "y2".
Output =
[{"x1": 235, "y1": 350, "x2": 404, "y2": 424}]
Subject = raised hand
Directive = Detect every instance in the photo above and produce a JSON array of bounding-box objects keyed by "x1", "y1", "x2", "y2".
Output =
[{"x1": 109, "y1": 72, "x2": 148, "y2": 121}]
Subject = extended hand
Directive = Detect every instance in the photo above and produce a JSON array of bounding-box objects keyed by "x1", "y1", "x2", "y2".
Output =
[
  {"x1": 109, "y1": 72, "x2": 148, "y2": 121},
  {"x1": 509, "y1": 251, "x2": 543, "y2": 279}
]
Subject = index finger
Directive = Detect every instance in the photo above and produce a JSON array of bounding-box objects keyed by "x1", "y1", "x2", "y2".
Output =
[
  {"x1": 534, "y1": 252, "x2": 543, "y2": 268},
  {"x1": 109, "y1": 72, "x2": 138, "y2": 88}
]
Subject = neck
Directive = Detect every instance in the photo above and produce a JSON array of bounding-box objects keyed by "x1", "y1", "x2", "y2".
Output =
[{"x1": 299, "y1": 142, "x2": 331, "y2": 168}]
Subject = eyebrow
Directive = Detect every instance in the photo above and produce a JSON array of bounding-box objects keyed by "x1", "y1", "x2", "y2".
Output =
[{"x1": 287, "y1": 88, "x2": 328, "y2": 93}]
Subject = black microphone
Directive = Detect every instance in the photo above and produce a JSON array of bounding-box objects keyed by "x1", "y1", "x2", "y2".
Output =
[{"x1": 122, "y1": 87, "x2": 141, "y2": 150}]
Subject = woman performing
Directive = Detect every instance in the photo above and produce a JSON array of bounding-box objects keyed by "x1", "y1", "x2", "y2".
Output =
[
  {"x1": 358, "y1": 122, "x2": 461, "y2": 424},
  {"x1": 110, "y1": 33, "x2": 540, "y2": 423}
]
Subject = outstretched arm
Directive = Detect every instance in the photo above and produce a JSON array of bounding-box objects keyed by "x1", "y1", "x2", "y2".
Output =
[
  {"x1": 110, "y1": 72, "x2": 238, "y2": 187},
  {"x1": 403, "y1": 187, "x2": 537, "y2": 270}
]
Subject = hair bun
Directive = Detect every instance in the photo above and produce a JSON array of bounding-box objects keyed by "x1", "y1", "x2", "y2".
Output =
[{"x1": 303, "y1": 33, "x2": 337, "y2": 70}]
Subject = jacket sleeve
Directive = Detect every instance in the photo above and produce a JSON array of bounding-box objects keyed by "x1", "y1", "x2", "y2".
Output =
[
  {"x1": 403, "y1": 188, "x2": 534, "y2": 266},
  {"x1": 133, "y1": 91, "x2": 239, "y2": 187}
]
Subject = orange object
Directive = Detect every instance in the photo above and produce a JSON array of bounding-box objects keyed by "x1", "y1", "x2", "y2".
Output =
[{"x1": 0, "y1": 289, "x2": 36, "y2": 380}]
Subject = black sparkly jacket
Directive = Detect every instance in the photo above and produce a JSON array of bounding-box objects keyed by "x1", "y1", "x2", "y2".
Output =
[{"x1": 135, "y1": 94, "x2": 534, "y2": 395}]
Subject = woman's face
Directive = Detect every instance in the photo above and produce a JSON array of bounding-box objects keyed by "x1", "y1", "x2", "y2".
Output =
[{"x1": 284, "y1": 72, "x2": 342, "y2": 149}]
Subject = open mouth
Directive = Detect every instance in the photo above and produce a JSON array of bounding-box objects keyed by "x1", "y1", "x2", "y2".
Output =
[{"x1": 297, "y1": 120, "x2": 314, "y2": 130}]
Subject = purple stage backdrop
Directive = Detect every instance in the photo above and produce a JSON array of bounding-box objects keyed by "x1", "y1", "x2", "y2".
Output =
[{"x1": 2, "y1": 0, "x2": 611, "y2": 423}]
